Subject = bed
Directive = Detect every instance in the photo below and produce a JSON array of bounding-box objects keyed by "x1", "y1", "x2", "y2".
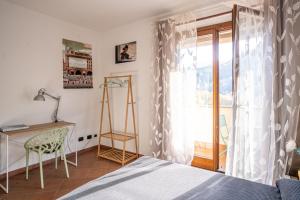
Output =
[{"x1": 59, "y1": 156, "x2": 300, "y2": 200}]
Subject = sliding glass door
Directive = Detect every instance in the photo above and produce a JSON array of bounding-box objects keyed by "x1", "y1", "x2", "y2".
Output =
[
  {"x1": 192, "y1": 22, "x2": 232, "y2": 171},
  {"x1": 218, "y1": 29, "x2": 233, "y2": 171},
  {"x1": 193, "y1": 31, "x2": 214, "y2": 170}
]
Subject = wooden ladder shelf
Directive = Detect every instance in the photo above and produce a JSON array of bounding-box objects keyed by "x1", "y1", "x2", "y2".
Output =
[{"x1": 97, "y1": 75, "x2": 139, "y2": 165}]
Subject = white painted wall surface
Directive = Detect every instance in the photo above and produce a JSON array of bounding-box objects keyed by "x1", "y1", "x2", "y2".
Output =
[
  {"x1": 0, "y1": 0, "x2": 102, "y2": 173},
  {"x1": 99, "y1": 19, "x2": 155, "y2": 156},
  {"x1": 96, "y1": 5, "x2": 234, "y2": 157},
  {"x1": 0, "y1": 0, "x2": 237, "y2": 174}
]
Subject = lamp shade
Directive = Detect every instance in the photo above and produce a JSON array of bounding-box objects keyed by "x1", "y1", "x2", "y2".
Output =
[
  {"x1": 33, "y1": 88, "x2": 61, "y2": 123},
  {"x1": 33, "y1": 94, "x2": 45, "y2": 101}
]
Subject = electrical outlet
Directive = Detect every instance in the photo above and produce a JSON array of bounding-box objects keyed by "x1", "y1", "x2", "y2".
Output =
[
  {"x1": 94, "y1": 134, "x2": 97, "y2": 138},
  {"x1": 78, "y1": 136, "x2": 84, "y2": 142},
  {"x1": 87, "y1": 135, "x2": 92, "y2": 140}
]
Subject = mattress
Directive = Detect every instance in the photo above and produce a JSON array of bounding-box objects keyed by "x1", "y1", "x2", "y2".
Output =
[{"x1": 58, "y1": 156, "x2": 296, "y2": 200}]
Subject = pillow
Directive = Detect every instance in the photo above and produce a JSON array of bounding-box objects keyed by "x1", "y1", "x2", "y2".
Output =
[{"x1": 276, "y1": 178, "x2": 300, "y2": 200}]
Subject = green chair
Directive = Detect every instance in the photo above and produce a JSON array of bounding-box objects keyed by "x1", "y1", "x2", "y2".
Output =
[
  {"x1": 24, "y1": 127, "x2": 69, "y2": 189},
  {"x1": 219, "y1": 114, "x2": 229, "y2": 157}
]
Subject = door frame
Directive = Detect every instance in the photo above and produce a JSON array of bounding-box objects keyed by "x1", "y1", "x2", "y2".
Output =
[{"x1": 192, "y1": 21, "x2": 232, "y2": 171}]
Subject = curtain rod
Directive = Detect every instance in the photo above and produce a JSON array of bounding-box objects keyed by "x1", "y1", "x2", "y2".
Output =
[
  {"x1": 174, "y1": 10, "x2": 232, "y2": 26},
  {"x1": 196, "y1": 10, "x2": 232, "y2": 22}
]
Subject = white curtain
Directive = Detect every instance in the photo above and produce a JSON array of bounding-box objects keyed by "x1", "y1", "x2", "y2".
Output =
[
  {"x1": 227, "y1": 1, "x2": 300, "y2": 185},
  {"x1": 226, "y1": 6, "x2": 275, "y2": 184},
  {"x1": 151, "y1": 13, "x2": 197, "y2": 165}
]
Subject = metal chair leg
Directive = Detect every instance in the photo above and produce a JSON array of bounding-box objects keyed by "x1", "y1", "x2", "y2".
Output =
[
  {"x1": 25, "y1": 149, "x2": 29, "y2": 180},
  {"x1": 61, "y1": 147, "x2": 69, "y2": 178},
  {"x1": 55, "y1": 151, "x2": 58, "y2": 169},
  {"x1": 38, "y1": 151, "x2": 44, "y2": 189}
]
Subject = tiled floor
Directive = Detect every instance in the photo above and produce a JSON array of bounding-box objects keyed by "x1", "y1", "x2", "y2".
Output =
[{"x1": 0, "y1": 148, "x2": 122, "y2": 200}]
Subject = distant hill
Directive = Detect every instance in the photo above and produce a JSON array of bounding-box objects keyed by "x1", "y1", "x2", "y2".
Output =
[{"x1": 196, "y1": 60, "x2": 232, "y2": 95}]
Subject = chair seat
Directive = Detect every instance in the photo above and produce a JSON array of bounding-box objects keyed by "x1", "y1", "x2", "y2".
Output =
[
  {"x1": 24, "y1": 127, "x2": 69, "y2": 189},
  {"x1": 30, "y1": 143, "x2": 62, "y2": 154}
]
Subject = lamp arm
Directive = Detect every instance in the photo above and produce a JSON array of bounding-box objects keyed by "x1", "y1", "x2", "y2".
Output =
[
  {"x1": 36, "y1": 89, "x2": 61, "y2": 123},
  {"x1": 52, "y1": 96, "x2": 61, "y2": 123},
  {"x1": 43, "y1": 92, "x2": 60, "y2": 123},
  {"x1": 44, "y1": 92, "x2": 60, "y2": 101}
]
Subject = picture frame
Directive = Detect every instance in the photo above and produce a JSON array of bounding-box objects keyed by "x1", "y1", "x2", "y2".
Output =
[
  {"x1": 115, "y1": 41, "x2": 136, "y2": 64},
  {"x1": 62, "y1": 39, "x2": 93, "y2": 89}
]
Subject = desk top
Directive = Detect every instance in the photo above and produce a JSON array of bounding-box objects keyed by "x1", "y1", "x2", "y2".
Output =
[{"x1": 0, "y1": 121, "x2": 75, "y2": 137}]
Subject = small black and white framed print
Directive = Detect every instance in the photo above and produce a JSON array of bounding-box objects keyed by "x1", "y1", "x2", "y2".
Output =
[{"x1": 115, "y1": 41, "x2": 136, "y2": 64}]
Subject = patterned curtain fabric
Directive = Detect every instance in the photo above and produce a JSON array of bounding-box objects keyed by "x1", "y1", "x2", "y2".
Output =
[
  {"x1": 227, "y1": 0, "x2": 300, "y2": 185},
  {"x1": 226, "y1": 5, "x2": 275, "y2": 184},
  {"x1": 264, "y1": 0, "x2": 300, "y2": 179},
  {"x1": 151, "y1": 13, "x2": 197, "y2": 165}
]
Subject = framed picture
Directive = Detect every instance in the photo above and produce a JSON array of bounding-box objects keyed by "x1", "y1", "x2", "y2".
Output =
[
  {"x1": 115, "y1": 41, "x2": 136, "y2": 64},
  {"x1": 63, "y1": 39, "x2": 93, "y2": 89}
]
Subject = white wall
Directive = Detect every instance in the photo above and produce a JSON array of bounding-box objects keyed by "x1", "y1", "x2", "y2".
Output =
[
  {"x1": 0, "y1": 0, "x2": 102, "y2": 173},
  {"x1": 99, "y1": 19, "x2": 155, "y2": 156},
  {"x1": 0, "y1": 0, "x2": 236, "y2": 173},
  {"x1": 97, "y1": 4, "x2": 234, "y2": 156}
]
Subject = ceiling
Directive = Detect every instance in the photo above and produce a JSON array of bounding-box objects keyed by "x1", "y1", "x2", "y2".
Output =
[{"x1": 6, "y1": 0, "x2": 227, "y2": 32}]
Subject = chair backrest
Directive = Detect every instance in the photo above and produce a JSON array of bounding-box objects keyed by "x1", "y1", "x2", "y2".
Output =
[
  {"x1": 24, "y1": 127, "x2": 69, "y2": 153},
  {"x1": 220, "y1": 114, "x2": 229, "y2": 145}
]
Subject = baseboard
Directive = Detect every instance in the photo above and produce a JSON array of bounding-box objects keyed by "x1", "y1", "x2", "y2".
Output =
[
  {"x1": 0, "y1": 145, "x2": 97, "y2": 180},
  {"x1": 0, "y1": 144, "x2": 143, "y2": 180}
]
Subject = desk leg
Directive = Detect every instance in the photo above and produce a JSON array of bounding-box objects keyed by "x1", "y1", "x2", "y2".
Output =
[
  {"x1": 0, "y1": 135, "x2": 8, "y2": 193},
  {"x1": 66, "y1": 125, "x2": 77, "y2": 167}
]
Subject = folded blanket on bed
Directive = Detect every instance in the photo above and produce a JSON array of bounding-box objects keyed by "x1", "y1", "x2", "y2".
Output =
[
  {"x1": 59, "y1": 156, "x2": 299, "y2": 200},
  {"x1": 276, "y1": 179, "x2": 300, "y2": 200}
]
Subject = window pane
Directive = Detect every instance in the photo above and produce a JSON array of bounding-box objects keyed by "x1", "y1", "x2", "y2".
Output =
[
  {"x1": 219, "y1": 29, "x2": 232, "y2": 172},
  {"x1": 194, "y1": 34, "x2": 213, "y2": 160}
]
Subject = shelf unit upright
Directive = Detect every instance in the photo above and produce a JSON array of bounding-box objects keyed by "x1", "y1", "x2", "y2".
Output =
[{"x1": 97, "y1": 75, "x2": 139, "y2": 165}]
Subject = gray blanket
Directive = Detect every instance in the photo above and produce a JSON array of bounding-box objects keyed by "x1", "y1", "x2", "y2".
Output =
[
  {"x1": 174, "y1": 173, "x2": 281, "y2": 200},
  {"x1": 59, "y1": 156, "x2": 282, "y2": 200}
]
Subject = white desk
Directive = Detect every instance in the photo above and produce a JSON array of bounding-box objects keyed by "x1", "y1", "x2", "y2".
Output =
[{"x1": 0, "y1": 121, "x2": 77, "y2": 193}]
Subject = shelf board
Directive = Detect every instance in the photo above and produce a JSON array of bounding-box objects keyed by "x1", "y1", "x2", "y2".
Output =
[
  {"x1": 98, "y1": 148, "x2": 137, "y2": 165},
  {"x1": 101, "y1": 132, "x2": 136, "y2": 141}
]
